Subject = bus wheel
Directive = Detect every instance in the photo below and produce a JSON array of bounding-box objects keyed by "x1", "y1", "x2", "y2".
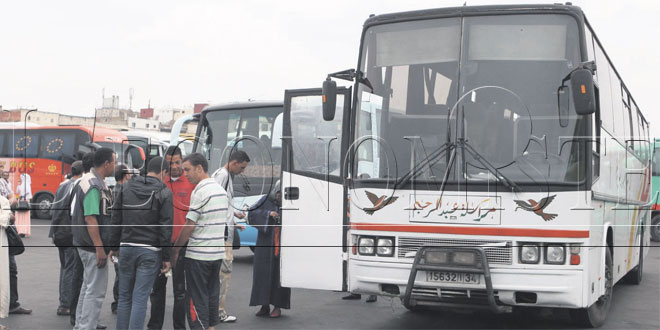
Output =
[
  {"x1": 33, "y1": 194, "x2": 53, "y2": 219},
  {"x1": 623, "y1": 229, "x2": 643, "y2": 285},
  {"x1": 651, "y1": 215, "x2": 660, "y2": 242},
  {"x1": 570, "y1": 248, "x2": 612, "y2": 328}
]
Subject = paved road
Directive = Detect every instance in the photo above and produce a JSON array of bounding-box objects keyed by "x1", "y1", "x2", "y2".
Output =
[{"x1": 3, "y1": 218, "x2": 659, "y2": 330}]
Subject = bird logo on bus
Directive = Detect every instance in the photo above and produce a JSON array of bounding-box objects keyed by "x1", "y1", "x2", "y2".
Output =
[{"x1": 514, "y1": 195, "x2": 558, "y2": 221}]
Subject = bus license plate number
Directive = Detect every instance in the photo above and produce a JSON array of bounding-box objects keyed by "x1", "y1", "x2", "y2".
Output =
[{"x1": 426, "y1": 272, "x2": 480, "y2": 284}]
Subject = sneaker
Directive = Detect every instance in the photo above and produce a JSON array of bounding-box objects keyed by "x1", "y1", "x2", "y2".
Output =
[
  {"x1": 9, "y1": 306, "x2": 32, "y2": 315},
  {"x1": 219, "y1": 311, "x2": 237, "y2": 323}
]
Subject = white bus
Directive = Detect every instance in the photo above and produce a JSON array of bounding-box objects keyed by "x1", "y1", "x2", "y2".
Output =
[{"x1": 279, "y1": 4, "x2": 651, "y2": 328}]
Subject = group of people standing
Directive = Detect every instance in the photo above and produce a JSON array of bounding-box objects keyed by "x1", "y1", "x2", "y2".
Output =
[{"x1": 46, "y1": 145, "x2": 289, "y2": 330}]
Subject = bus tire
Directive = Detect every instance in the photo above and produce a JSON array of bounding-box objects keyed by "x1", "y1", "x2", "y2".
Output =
[
  {"x1": 33, "y1": 193, "x2": 54, "y2": 219},
  {"x1": 623, "y1": 228, "x2": 643, "y2": 285},
  {"x1": 570, "y1": 247, "x2": 612, "y2": 328},
  {"x1": 651, "y1": 215, "x2": 660, "y2": 242}
]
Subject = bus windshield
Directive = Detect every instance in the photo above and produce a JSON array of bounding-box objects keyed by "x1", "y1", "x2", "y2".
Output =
[
  {"x1": 197, "y1": 106, "x2": 282, "y2": 197},
  {"x1": 356, "y1": 14, "x2": 585, "y2": 188}
]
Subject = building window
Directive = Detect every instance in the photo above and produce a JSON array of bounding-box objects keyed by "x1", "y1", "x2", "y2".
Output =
[
  {"x1": 132, "y1": 122, "x2": 136, "y2": 128},
  {"x1": 146, "y1": 124, "x2": 149, "y2": 128}
]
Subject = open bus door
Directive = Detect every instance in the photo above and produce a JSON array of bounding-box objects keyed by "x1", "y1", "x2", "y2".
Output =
[{"x1": 280, "y1": 87, "x2": 351, "y2": 291}]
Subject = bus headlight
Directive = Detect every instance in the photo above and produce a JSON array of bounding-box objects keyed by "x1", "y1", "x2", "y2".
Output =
[
  {"x1": 452, "y1": 251, "x2": 477, "y2": 266},
  {"x1": 424, "y1": 250, "x2": 448, "y2": 264},
  {"x1": 358, "y1": 237, "x2": 375, "y2": 256},
  {"x1": 520, "y1": 245, "x2": 540, "y2": 264},
  {"x1": 376, "y1": 238, "x2": 394, "y2": 257},
  {"x1": 545, "y1": 245, "x2": 565, "y2": 264}
]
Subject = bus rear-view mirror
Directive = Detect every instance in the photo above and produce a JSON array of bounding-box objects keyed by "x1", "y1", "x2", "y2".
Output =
[
  {"x1": 322, "y1": 78, "x2": 337, "y2": 121},
  {"x1": 570, "y1": 69, "x2": 596, "y2": 115}
]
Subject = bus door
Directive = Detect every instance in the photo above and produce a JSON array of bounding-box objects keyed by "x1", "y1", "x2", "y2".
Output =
[{"x1": 280, "y1": 87, "x2": 351, "y2": 291}]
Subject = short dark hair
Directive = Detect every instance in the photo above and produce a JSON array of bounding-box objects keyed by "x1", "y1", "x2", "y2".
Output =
[
  {"x1": 94, "y1": 147, "x2": 115, "y2": 167},
  {"x1": 114, "y1": 164, "x2": 128, "y2": 182},
  {"x1": 165, "y1": 146, "x2": 182, "y2": 158},
  {"x1": 148, "y1": 156, "x2": 169, "y2": 174},
  {"x1": 70, "y1": 161, "x2": 83, "y2": 177},
  {"x1": 228, "y1": 150, "x2": 250, "y2": 164},
  {"x1": 82, "y1": 152, "x2": 95, "y2": 173},
  {"x1": 183, "y1": 153, "x2": 208, "y2": 173}
]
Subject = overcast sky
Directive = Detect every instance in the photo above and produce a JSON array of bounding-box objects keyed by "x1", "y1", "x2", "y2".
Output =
[{"x1": 1, "y1": 0, "x2": 658, "y2": 125}]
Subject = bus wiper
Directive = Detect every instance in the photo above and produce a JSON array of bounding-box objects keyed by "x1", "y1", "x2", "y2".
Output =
[
  {"x1": 460, "y1": 139, "x2": 520, "y2": 192},
  {"x1": 395, "y1": 142, "x2": 453, "y2": 189}
]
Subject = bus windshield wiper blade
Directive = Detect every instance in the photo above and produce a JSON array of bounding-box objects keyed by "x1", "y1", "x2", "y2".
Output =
[
  {"x1": 461, "y1": 141, "x2": 520, "y2": 191},
  {"x1": 395, "y1": 142, "x2": 453, "y2": 189}
]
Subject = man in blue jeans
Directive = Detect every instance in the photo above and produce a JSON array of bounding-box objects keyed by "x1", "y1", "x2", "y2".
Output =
[{"x1": 109, "y1": 157, "x2": 173, "y2": 330}]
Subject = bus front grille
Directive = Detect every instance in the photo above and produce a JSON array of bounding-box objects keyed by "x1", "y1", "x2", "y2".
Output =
[
  {"x1": 398, "y1": 237, "x2": 512, "y2": 265},
  {"x1": 411, "y1": 287, "x2": 500, "y2": 306}
]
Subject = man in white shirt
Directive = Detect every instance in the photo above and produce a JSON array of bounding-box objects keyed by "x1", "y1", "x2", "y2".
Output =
[{"x1": 211, "y1": 150, "x2": 248, "y2": 323}]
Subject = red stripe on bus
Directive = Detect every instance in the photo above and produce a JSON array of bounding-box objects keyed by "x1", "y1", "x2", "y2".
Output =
[{"x1": 350, "y1": 223, "x2": 589, "y2": 238}]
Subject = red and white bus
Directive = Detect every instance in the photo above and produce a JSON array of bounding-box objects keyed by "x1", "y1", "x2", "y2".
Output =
[
  {"x1": 0, "y1": 125, "x2": 143, "y2": 218},
  {"x1": 280, "y1": 4, "x2": 650, "y2": 328}
]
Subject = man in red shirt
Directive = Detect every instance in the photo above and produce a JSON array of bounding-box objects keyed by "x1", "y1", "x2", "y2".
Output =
[{"x1": 147, "y1": 146, "x2": 195, "y2": 330}]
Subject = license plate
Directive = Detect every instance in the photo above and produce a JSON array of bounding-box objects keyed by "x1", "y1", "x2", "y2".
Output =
[{"x1": 426, "y1": 271, "x2": 481, "y2": 284}]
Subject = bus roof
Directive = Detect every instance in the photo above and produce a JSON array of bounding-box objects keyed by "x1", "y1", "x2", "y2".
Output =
[
  {"x1": 364, "y1": 3, "x2": 584, "y2": 27},
  {"x1": 0, "y1": 125, "x2": 128, "y2": 144},
  {"x1": 201, "y1": 101, "x2": 283, "y2": 114}
]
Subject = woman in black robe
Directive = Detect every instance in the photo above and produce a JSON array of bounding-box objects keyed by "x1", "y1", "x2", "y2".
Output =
[{"x1": 248, "y1": 182, "x2": 290, "y2": 318}]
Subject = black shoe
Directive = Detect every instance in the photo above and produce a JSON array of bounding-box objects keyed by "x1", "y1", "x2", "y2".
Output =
[
  {"x1": 70, "y1": 317, "x2": 76, "y2": 326},
  {"x1": 57, "y1": 307, "x2": 71, "y2": 315},
  {"x1": 9, "y1": 306, "x2": 32, "y2": 314},
  {"x1": 96, "y1": 323, "x2": 107, "y2": 329},
  {"x1": 365, "y1": 295, "x2": 377, "y2": 303},
  {"x1": 342, "y1": 293, "x2": 362, "y2": 300}
]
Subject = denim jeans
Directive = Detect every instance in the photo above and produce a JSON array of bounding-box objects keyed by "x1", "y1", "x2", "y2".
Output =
[
  {"x1": 74, "y1": 248, "x2": 109, "y2": 330},
  {"x1": 147, "y1": 247, "x2": 186, "y2": 330},
  {"x1": 116, "y1": 246, "x2": 161, "y2": 330}
]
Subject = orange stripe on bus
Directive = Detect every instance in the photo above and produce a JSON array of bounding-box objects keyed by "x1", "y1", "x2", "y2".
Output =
[{"x1": 350, "y1": 223, "x2": 589, "y2": 238}]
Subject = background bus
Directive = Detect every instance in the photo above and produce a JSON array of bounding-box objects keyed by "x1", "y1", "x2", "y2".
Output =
[
  {"x1": 280, "y1": 4, "x2": 650, "y2": 328},
  {"x1": 0, "y1": 125, "x2": 142, "y2": 218},
  {"x1": 194, "y1": 102, "x2": 283, "y2": 250},
  {"x1": 651, "y1": 138, "x2": 660, "y2": 241}
]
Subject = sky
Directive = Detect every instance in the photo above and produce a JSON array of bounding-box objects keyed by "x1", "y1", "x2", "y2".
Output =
[{"x1": 1, "y1": 0, "x2": 658, "y2": 125}]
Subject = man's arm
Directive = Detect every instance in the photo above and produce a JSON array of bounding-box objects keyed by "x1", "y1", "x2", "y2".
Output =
[
  {"x1": 109, "y1": 185, "x2": 123, "y2": 253},
  {"x1": 85, "y1": 215, "x2": 107, "y2": 268},
  {"x1": 171, "y1": 218, "x2": 195, "y2": 269},
  {"x1": 83, "y1": 188, "x2": 107, "y2": 268},
  {"x1": 159, "y1": 189, "x2": 174, "y2": 265}
]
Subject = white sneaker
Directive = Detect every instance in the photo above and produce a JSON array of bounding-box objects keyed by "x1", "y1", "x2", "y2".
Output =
[{"x1": 219, "y1": 311, "x2": 237, "y2": 323}]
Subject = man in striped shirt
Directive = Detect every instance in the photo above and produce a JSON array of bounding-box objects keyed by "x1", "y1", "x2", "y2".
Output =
[{"x1": 172, "y1": 153, "x2": 227, "y2": 330}]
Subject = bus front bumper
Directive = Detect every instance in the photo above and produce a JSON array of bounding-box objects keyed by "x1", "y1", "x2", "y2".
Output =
[{"x1": 349, "y1": 257, "x2": 584, "y2": 310}]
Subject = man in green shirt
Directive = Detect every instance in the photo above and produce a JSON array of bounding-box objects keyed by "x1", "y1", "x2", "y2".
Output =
[{"x1": 71, "y1": 148, "x2": 116, "y2": 330}]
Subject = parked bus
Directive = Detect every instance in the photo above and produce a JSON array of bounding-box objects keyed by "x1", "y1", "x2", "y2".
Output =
[
  {"x1": 651, "y1": 138, "x2": 660, "y2": 241},
  {"x1": 194, "y1": 102, "x2": 283, "y2": 250},
  {"x1": 169, "y1": 114, "x2": 195, "y2": 156},
  {"x1": 0, "y1": 125, "x2": 142, "y2": 218},
  {"x1": 279, "y1": 4, "x2": 650, "y2": 328}
]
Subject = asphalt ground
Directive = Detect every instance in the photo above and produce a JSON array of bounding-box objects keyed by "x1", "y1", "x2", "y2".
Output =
[{"x1": 3, "y1": 218, "x2": 659, "y2": 330}]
